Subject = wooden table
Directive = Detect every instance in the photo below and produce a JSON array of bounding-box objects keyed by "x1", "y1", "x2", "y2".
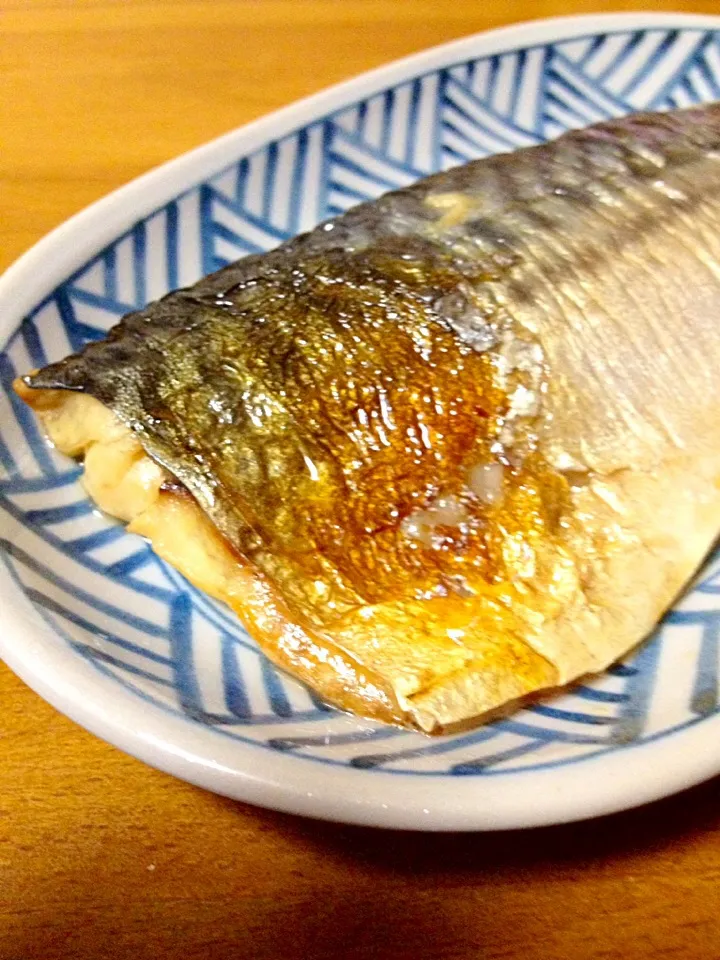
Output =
[{"x1": 4, "y1": 3, "x2": 720, "y2": 957}]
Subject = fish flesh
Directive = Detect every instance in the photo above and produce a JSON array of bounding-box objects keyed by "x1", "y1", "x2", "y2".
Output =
[{"x1": 16, "y1": 103, "x2": 720, "y2": 733}]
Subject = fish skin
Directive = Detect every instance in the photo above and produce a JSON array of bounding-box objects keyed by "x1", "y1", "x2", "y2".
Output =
[{"x1": 21, "y1": 103, "x2": 720, "y2": 731}]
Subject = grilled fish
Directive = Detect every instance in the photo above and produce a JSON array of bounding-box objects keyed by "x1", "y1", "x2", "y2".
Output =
[{"x1": 16, "y1": 103, "x2": 720, "y2": 733}]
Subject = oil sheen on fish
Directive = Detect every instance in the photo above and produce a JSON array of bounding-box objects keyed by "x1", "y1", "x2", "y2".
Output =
[{"x1": 17, "y1": 104, "x2": 720, "y2": 733}]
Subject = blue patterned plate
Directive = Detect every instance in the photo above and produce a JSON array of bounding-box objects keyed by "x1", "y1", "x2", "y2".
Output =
[{"x1": 3, "y1": 12, "x2": 720, "y2": 830}]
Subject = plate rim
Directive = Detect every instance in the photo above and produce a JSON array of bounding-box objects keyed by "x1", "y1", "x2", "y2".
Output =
[
  {"x1": 3, "y1": 10, "x2": 720, "y2": 326},
  {"x1": 3, "y1": 11, "x2": 720, "y2": 831}
]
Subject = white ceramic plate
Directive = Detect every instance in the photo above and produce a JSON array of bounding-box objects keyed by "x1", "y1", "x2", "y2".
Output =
[{"x1": 3, "y1": 12, "x2": 720, "y2": 831}]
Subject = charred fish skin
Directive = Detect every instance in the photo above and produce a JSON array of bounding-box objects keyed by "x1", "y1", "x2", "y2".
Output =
[
  {"x1": 28, "y1": 103, "x2": 720, "y2": 463},
  {"x1": 20, "y1": 104, "x2": 720, "y2": 731}
]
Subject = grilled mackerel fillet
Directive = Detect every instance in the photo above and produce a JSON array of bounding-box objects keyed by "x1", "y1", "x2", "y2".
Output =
[{"x1": 16, "y1": 104, "x2": 720, "y2": 732}]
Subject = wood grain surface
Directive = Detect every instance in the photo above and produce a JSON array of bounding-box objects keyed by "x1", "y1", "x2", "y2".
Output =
[{"x1": 3, "y1": 3, "x2": 720, "y2": 958}]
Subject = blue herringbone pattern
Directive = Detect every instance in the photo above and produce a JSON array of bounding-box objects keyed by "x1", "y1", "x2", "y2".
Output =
[{"x1": 2, "y1": 25, "x2": 720, "y2": 776}]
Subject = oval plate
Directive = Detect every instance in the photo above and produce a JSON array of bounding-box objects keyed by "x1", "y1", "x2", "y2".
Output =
[{"x1": 3, "y1": 12, "x2": 720, "y2": 831}]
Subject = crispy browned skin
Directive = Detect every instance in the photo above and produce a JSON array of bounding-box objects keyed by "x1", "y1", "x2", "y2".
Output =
[{"x1": 18, "y1": 104, "x2": 720, "y2": 731}]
